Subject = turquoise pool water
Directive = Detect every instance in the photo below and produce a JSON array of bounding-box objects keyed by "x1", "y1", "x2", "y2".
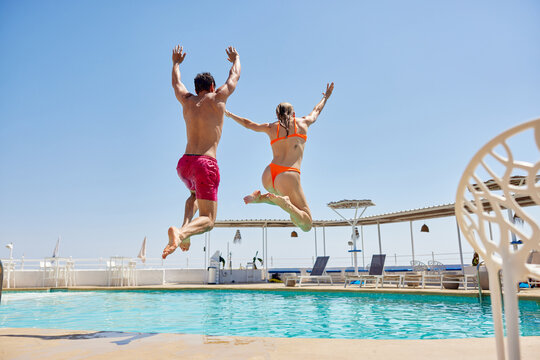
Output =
[{"x1": 1, "y1": 290, "x2": 539, "y2": 339}]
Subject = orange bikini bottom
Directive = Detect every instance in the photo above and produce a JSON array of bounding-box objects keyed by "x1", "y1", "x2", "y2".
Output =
[{"x1": 269, "y1": 163, "x2": 301, "y2": 187}]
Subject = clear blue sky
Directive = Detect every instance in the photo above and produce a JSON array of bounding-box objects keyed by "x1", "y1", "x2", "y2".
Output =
[{"x1": 1, "y1": 0, "x2": 539, "y2": 267}]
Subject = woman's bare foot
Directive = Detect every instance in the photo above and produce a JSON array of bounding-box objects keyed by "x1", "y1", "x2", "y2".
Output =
[
  {"x1": 244, "y1": 190, "x2": 262, "y2": 204},
  {"x1": 268, "y1": 193, "x2": 290, "y2": 209},
  {"x1": 162, "y1": 226, "x2": 181, "y2": 259}
]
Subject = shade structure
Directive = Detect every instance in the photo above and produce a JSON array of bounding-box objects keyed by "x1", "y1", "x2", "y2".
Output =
[
  {"x1": 327, "y1": 199, "x2": 376, "y2": 209},
  {"x1": 327, "y1": 199, "x2": 375, "y2": 276}
]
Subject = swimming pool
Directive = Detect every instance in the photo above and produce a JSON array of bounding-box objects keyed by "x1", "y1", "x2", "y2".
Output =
[{"x1": 1, "y1": 290, "x2": 539, "y2": 339}]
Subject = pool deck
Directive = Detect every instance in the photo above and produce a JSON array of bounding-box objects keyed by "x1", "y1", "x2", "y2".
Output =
[
  {"x1": 1, "y1": 328, "x2": 539, "y2": 360},
  {"x1": 2, "y1": 284, "x2": 539, "y2": 359}
]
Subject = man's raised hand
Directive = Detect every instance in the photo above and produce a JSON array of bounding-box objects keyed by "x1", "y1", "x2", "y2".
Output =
[
  {"x1": 172, "y1": 45, "x2": 187, "y2": 64},
  {"x1": 226, "y1": 46, "x2": 239, "y2": 63},
  {"x1": 323, "y1": 82, "x2": 334, "y2": 99}
]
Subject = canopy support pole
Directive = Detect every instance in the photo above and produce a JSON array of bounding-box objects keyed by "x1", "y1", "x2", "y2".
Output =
[
  {"x1": 377, "y1": 221, "x2": 382, "y2": 254},
  {"x1": 409, "y1": 220, "x2": 415, "y2": 263},
  {"x1": 322, "y1": 225, "x2": 326, "y2": 256},
  {"x1": 455, "y1": 218, "x2": 465, "y2": 274}
]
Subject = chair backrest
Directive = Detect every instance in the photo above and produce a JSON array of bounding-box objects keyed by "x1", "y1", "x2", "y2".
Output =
[
  {"x1": 463, "y1": 265, "x2": 477, "y2": 276},
  {"x1": 427, "y1": 260, "x2": 445, "y2": 274},
  {"x1": 368, "y1": 254, "x2": 386, "y2": 276},
  {"x1": 410, "y1": 260, "x2": 428, "y2": 272},
  {"x1": 310, "y1": 256, "x2": 329, "y2": 276}
]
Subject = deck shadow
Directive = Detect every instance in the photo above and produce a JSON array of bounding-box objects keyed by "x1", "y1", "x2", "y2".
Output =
[{"x1": 0, "y1": 331, "x2": 157, "y2": 345}]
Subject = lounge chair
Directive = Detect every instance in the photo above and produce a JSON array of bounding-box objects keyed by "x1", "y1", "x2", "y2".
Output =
[
  {"x1": 345, "y1": 254, "x2": 401, "y2": 288},
  {"x1": 344, "y1": 262, "x2": 375, "y2": 288},
  {"x1": 297, "y1": 256, "x2": 333, "y2": 286},
  {"x1": 344, "y1": 263, "x2": 369, "y2": 288}
]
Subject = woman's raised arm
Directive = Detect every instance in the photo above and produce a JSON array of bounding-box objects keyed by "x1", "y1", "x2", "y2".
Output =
[{"x1": 225, "y1": 110, "x2": 271, "y2": 133}]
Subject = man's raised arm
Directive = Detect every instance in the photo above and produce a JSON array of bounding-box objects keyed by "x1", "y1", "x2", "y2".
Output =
[
  {"x1": 304, "y1": 82, "x2": 334, "y2": 126},
  {"x1": 172, "y1": 45, "x2": 190, "y2": 104},
  {"x1": 216, "y1": 46, "x2": 241, "y2": 100}
]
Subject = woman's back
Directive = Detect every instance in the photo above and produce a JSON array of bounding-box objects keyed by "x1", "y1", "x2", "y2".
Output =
[{"x1": 268, "y1": 117, "x2": 308, "y2": 169}]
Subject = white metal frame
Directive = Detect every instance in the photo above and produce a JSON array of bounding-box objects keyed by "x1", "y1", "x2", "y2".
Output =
[
  {"x1": 455, "y1": 118, "x2": 540, "y2": 360},
  {"x1": 328, "y1": 200, "x2": 375, "y2": 276},
  {"x1": 297, "y1": 272, "x2": 333, "y2": 286}
]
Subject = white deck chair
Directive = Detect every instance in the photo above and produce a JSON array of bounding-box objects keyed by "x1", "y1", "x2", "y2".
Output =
[
  {"x1": 455, "y1": 118, "x2": 540, "y2": 360},
  {"x1": 298, "y1": 256, "x2": 332, "y2": 286}
]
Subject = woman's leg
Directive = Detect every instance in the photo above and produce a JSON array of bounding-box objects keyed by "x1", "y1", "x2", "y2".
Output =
[
  {"x1": 272, "y1": 172, "x2": 312, "y2": 231},
  {"x1": 245, "y1": 168, "x2": 312, "y2": 231}
]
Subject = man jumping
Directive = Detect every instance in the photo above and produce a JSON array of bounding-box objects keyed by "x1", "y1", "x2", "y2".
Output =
[{"x1": 162, "y1": 44, "x2": 241, "y2": 258}]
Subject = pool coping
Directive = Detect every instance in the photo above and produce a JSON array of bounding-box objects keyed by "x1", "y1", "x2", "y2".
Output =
[{"x1": 4, "y1": 283, "x2": 540, "y2": 301}]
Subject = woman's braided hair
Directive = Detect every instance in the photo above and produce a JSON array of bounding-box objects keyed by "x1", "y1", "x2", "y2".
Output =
[{"x1": 275, "y1": 102, "x2": 294, "y2": 137}]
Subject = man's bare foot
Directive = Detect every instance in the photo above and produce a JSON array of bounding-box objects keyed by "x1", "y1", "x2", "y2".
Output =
[
  {"x1": 244, "y1": 190, "x2": 262, "y2": 204},
  {"x1": 179, "y1": 237, "x2": 191, "y2": 251},
  {"x1": 162, "y1": 226, "x2": 181, "y2": 259}
]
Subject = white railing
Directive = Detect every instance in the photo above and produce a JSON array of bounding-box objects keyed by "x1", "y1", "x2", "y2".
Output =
[{"x1": 1, "y1": 251, "x2": 474, "y2": 271}]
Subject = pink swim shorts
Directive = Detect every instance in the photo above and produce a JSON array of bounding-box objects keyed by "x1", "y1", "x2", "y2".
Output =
[{"x1": 176, "y1": 154, "x2": 220, "y2": 202}]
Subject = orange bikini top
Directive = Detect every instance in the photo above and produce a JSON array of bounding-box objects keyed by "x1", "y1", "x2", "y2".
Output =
[{"x1": 270, "y1": 117, "x2": 307, "y2": 145}]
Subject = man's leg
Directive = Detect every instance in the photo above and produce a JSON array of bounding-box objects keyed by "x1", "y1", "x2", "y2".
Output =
[
  {"x1": 162, "y1": 199, "x2": 217, "y2": 258},
  {"x1": 182, "y1": 192, "x2": 198, "y2": 227}
]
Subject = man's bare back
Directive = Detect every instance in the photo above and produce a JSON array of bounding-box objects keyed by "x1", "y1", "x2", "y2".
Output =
[
  {"x1": 182, "y1": 92, "x2": 225, "y2": 159},
  {"x1": 162, "y1": 45, "x2": 240, "y2": 259}
]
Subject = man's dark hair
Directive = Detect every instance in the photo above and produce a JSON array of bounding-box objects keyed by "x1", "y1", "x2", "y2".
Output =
[{"x1": 194, "y1": 72, "x2": 216, "y2": 94}]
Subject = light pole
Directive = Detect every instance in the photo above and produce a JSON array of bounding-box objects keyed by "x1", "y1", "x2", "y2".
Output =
[{"x1": 5, "y1": 243, "x2": 13, "y2": 260}]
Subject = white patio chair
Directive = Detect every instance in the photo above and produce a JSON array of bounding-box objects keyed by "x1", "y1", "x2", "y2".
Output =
[
  {"x1": 65, "y1": 259, "x2": 76, "y2": 286},
  {"x1": 2, "y1": 261, "x2": 16, "y2": 289},
  {"x1": 455, "y1": 118, "x2": 540, "y2": 360},
  {"x1": 40, "y1": 261, "x2": 54, "y2": 287},
  {"x1": 127, "y1": 260, "x2": 137, "y2": 286},
  {"x1": 106, "y1": 260, "x2": 117, "y2": 286},
  {"x1": 425, "y1": 260, "x2": 445, "y2": 289},
  {"x1": 402, "y1": 260, "x2": 427, "y2": 287}
]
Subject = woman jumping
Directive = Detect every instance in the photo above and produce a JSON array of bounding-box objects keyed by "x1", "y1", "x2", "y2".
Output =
[{"x1": 225, "y1": 82, "x2": 334, "y2": 232}]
